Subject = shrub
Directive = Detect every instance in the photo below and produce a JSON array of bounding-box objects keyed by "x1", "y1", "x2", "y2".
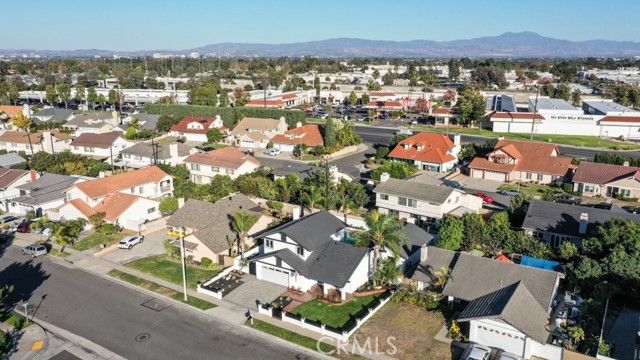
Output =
[
  {"x1": 159, "y1": 196, "x2": 179, "y2": 213},
  {"x1": 96, "y1": 223, "x2": 121, "y2": 235},
  {"x1": 201, "y1": 257, "x2": 213, "y2": 268},
  {"x1": 393, "y1": 286, "x2": 442, "y2": 310}
]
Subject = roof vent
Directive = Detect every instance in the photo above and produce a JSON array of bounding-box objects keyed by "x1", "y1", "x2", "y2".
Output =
[{"x1": 623, "y1": 161, "x2": 629, "y2": 167}]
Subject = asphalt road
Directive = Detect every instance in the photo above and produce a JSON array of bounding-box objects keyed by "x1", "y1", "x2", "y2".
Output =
[{"x1": 0, "y1": 246, "x2": 318, "y2": 360}]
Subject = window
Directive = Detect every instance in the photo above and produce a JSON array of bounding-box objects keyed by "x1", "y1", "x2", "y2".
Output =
[
  {"x1": 134, "y1": 155, "x2": 142, "y2": 160},
  {"x1": 388, "y1": 209, "x2": 400, "y2": 218},
  {"x1": 226, "y1": 169, "x2": 235, "y2": 175},
  {"x1": 130, "y1": 187, "x2": 135, "y2": 193},
  {"x1": 0, "y1": 142, "x2": 5, "y2": 146},
  {"x1": 265, "y1": 239, "x2": 274, "y2": 249},
  {"x1": 211, "y1": 166, "x2": 220, "y2": 172},
  {"x1": 123, "y1": 154, "x2": 130, "y2": 159},
  {"x1": 407, "y1": 199, "x2": 417, "y2": 208},
  {"x1": 537, "y1": 174, "x2": 544, "y2": 181},
  {"x1": 526, "y1": 172, "x2": 532, "y2": 180},
  {"x1": 10, "y1": 143, "x2": 16, "y2": 147},
  {"x1": 190, "y1": 163, "x2": 201, "y2": 171},
  {"x1": 296, "y1": 246, "x2": 304, "y2": 256},
  {"x1": 147, "y1": 207, "x2": 156, "y2": 214},
  {"x1": 380, "y1": 194, "x2": 389, "y2": 201},
  {"x1": 584, "y1": 185, "x2": 595, "y2": 193},
  {"x1": 551, "y1": 175, "x2": 560, "y2": 182},
  {"x1": 398, "y1": 197, "x2": 407, "y2": 206},
  {"x1": 139, "y1": 186, "x2": 144, "y2": 194}
]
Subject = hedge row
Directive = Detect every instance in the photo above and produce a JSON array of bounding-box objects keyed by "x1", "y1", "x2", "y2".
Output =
[{"x1": 144, "y1": 104, "x2": 305, "y2": 129}]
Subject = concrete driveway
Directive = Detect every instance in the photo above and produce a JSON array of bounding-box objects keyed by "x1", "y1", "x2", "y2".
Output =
[
  {"x1": 223, "y1": 274, "x2": 287, "y2": 310},
  {"x1": 100, "y1": 229, "x2": 168, "y2": 264},
  {"x1": 460, "y1": 178, "x2": 504, "y2": 193},
  {"x1": 606, "y1": 307, "x2": 640, "y2": 360}
]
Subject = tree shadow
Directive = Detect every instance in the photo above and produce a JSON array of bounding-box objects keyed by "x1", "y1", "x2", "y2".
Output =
[{"x1": 0, "y1": 260, "x2": 50, "y2": 311}]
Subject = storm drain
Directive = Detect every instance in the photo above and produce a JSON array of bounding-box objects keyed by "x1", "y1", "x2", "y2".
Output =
[{"x1": 141, "y1": 298, "x2": 172, "y2": 312}]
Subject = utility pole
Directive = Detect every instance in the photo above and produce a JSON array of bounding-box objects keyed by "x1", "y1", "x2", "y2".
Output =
[
  {"x1": 529, "y1": 87, "x2": 540, "y2": 141},
  {"x1": 179, "y1": 227, "x2": 188, "y2": 301},
  {"x1": 598, "y1": 298, "x2": 609, "y2": 346},
  {"x1": 324, "y1": 156, "x2": 330, "y2": 211}
]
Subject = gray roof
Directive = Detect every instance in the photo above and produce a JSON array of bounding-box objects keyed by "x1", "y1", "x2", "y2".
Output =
[
  {"x1": 458, "y1": 281, "x2": 550, "y2": 343},
  {"x1": 166, "y1": 195, "x2": 262, "y2": 254},
  {"x1": 0, "y1": 153, "x2": 26, "y2": 168},
  {"x1": 406, "y1": 246, "x2": 458, "y2": 285},
  {"x1": 271, "y1": 163, "x2": 322, "y2": 180},
  {"x1": 521, "y1": 200, "x2": 640, "y2": 238},
  {"x1": 31, "y1": 108, "x2": 76, "y2": 122},
  {"x1": 400, "y1": 223, "x2": 433, "y2": 259},
  {"x1": 65, "y1": 112, "x2": 114, "y2": 129},
  {"x1": 252, "y1": 241, "x2": 368, "y2": 288},
  {"x1": 134, "y1": 114, "x2": 160, "y2": 131},
  {"x1": 121, "y1": 142, "x2": 190, "y2": 160},
  {"x1": 258, "y1": 211, "x2": 348, "y2": 251},
  {"x1": 13, "y1": 173, "x2": 83, "y2": 206},
  {"x1": 443, "y1": 251, "x2": 560, "y2": 311},
  {"x1": 534, "y1": 97, "x2": 576, "y2": 111},
  {"x1": 582, "y1": 100, "x2": 639, "y2": 115},
  {"x1": 374, "y1": 177, "x2": 454, "y2": 204}
]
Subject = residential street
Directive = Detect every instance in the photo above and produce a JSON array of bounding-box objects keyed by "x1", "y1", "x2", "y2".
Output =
[{"x1": 0, "y1": 246, "x2": 320, "y2": 360}]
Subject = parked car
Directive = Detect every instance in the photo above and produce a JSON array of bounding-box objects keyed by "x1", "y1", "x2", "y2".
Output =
[
  {"x1": 0, "y1": 233, "x2": 14, "y2": 244},
  {"x1": 462, "y1": 343, "x2": 492, "y2": 360},
  {"x1": 410, "y1": 120, "x2": 418, "y2": 125},
  {"x1": 360, "y1": 116, "x2": 373, "y2": 122},
  {"x1": 22, "y1": 243, "x2": 48, "y2": 257},
  {"x1": 622, "y1": 205, "x2": 640, "y2": 214},
  {"x1": 396, "y1": 129, "x2": 413, "y2": 135},
  {"x1": 498, "y1": 352, "x2": 522, "y2": 360},
  {"x1": 118, "y1": 235, "x2": 144, "y2": 250},
  {"x1": 0, "y1": 215, "x2": 19, "y2": 224},
  {"x1": 379, "y1": 114, "x2": 389, "y2": 119},
  {"x1": 474, "y1": 192, "x2": 494, "y2": 204},
  {"x1": 553, "y1": 195, "x2": 581, "y2": 205},
  {"x1": 263, "y1": 148, "x2": 282, "y2": 156},
  {"x1": 498, "y1": 189, "x2": 521, "y2": 196},
  {"x1": 16, "y1": 221, "x2": 32, "y2": 233}
]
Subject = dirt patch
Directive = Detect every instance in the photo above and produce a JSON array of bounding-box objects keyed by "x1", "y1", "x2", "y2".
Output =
[{"x1": 352, "y1": 302, "x2": 454, "y2": 360}]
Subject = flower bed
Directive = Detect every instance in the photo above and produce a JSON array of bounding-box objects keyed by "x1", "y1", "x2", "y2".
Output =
[{"x1": 201, "y1": 273, "x2": 244, "y2": 296}]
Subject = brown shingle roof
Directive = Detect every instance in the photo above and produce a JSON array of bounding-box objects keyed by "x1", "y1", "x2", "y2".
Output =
[
  {"x1": 72, "y1": 166, "x2": 170, "y2": 199},
  {"x1": 0, "y1": 168, "x2": 29, "y2": 189},
  {"x1": 470, "y1": 140, "x2": 572, "y2": 176},
  {"x1": 184, "y1": 146, "x2": 259, "y2": 169},
  {"x1": 70, "y1": 132, "x2": 121, "y2": 148},
  {"x1": 169, "y1": 116, "x2": 227, "y2": 135},
  {"x1": 572, "y1": 161, "x2": 640, "y2": 185},
  {"x1": 0, "y1": 131, "x2": 43, "y2": 144},
  {"x1": 271, "y1": 124, "x2": 324, "y2": 147}
]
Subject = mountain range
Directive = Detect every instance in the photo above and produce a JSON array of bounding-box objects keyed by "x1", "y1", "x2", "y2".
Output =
[{"x1": 3, "y1": 32, "x2": 640, "y2": 58}]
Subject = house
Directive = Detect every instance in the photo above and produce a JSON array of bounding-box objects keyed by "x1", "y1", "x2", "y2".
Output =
[
  {"x1": 0, "y1": 153, "x2": 26, "y2": 168},
  {"x1": 0, "y1": 169, "x2": 37, "y2": 210},
  {"x1": 270, "y1": 163, "x2": 354, "y2": 183},
  {"x1": 0, "y1": 105, "x2": 25, "y2": 121},
  {"x1": 572, "y1": 161, "x2": 640, "y2": 198},
  {"x1": 250, "y1": 211, "x2": 371, "y2": 300},
  {"x1": 374, "y1": 173, "x2": 482, "y2": 226},
  {"x1": 128, "y1": 113, "x2": 160, "y2": 131},
  {"x1": 469, "y1": 139, "x2": 572, "y2": 184},
  {"x1": 387, "y1": 132, "x2": 461, "y2": 172},
  {"x1": 31, "y1": 108, "x2": 76, "y2": 123},
  {"x1": 0, "y1": 130, "x2": 73, "y2": 155},
  {"x1": 70, "y1": 132, "x2": 135, "y2": 162},
  {"x1": 431, "y1": 107, "x2": 458, "y2": 126},
  {"x1": 521, "y1": 199, "x2": 640, "y2": 248},
  {"x1": 50, "y1": 166, "x2": 173, "y2": 230},
  {"x1": 63, "y1": 112, "x2": 119, "y2": 135},
  {"x1": 169, "y1": 115, "x2": 228, "y2": 143},
  {"x1": 408, "y1": 246, "x2": 562, "y2": 360},
  {"x1": 398, "y1": 223, "x2": 433, "y2": 272},
  {"x1": 184, "y1": 146, "x2": 260, "y2": 183},
  {"x1": 119, "y1": 142, "x2": 191, "y2": 168},
  {"x1": 166, "y1": 195, "x2": 272, "y2": 266},
  {"x1": 270, "y1": 123, "x2": 324, "y2": 152},
  {"x1": 10, "y1": 173, "x2": 89, "y2": 216},
  {"x1": 229, "y1": 117, "x2": 288, "y2": 149}
]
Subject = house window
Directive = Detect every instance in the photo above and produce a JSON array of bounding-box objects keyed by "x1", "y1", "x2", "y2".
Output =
[
  {"x1": 296, "y1": 246, "x2": 304, "y2": 256},
  {"x1": 134, "y1": 155, "x2": 142, "y2": 160},
  {"x1": 584, "y1": 185, "x2": 595, "y2": 193},
  {"x1": 147, "y1": 207, "x2": 156, "y2": 214},
  {"x1": 526, "y1": 172, "x2": 532, "y2": 180},
  {"x1": 226, "y1": 169, "x2": 235, "y2": 175},
  {"x1": 131, "y1": 187, "x2": 135, "y2": 193},
  {"x1": 398, "y1": 197, "x2": 407, "y2": 206},
  {"x1": 407, "y1": 199, "x2": 417, "y2": 208},
  {"x1": 537, "y1": 174, "x2": 544, "y2": 181},
  {"x1": 212, "y1": 166, "x2": 220, "y2": 172},
  {"x1": 123, "y1": 154, "x2": 130, "y2": 159},
  {"x1": 190, "y1": 163, "x2": 201, "y2": 171},
  {"x1": 11, "y1": 143, "x2": 17, "y2": 147},
  {"x1": 0, "y1": 142, "x2": 5, "y2": 146},
  {"x1": 265, "y1": 239, "x2": 274, "y2": 249},
  {"x1": 551, "y1": 175, "x2": 560, "y2": 182},
  {"x1": 380, "y1": 194, "x2": 389, "y2": 201},
  {"x1": 388, "y1": 209, "x2": 400, "y2": 218},
  {"x1": 139, "y1": 186, "x2": 144, "y2": 194}
]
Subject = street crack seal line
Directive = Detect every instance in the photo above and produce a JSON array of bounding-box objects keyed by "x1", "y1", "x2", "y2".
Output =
[{"x1": 135, "y1": 333, "x2": 151, "y2": 342}]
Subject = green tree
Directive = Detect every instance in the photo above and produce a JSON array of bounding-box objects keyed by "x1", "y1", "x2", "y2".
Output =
[
  {"x1": 448, "y1": 58, "x2": 460, "y2": 82},
  {"x1": 189, "y1": 85, "x2": 218, "y2": 106},
  {"x1": 361, "y1": 93, "x2": 370, "y2": 105},
  {"x1": 433, "y1": 266, "x2": 452, "y2": 289},
  {"x1": 324, "y1": 117, "x2": 337, "y2": 148},
  {"x1": 371, "y1": 161, "x2": 417, "y2": 180},
  {"x1": 457, "y1": 143, "x2": 476, "y2": 160},
  {"x1": 159, "y1": 196, "x2": 179, "y2": 213},
  {"x1": 45, "y1": 84, "x2": 57, "y2": 105},
  {"x1": 389, "y1": 133, "x2": 409, "y2": 148},
  {"x1": 88, "y1": 212, "x2": 106, "y2": 229},
  {"x1": 87, "y1": 87, "x2": 98, "y2": 109},
  {"x1": 219, "y1": 90, "x2": 229, "y2": 107},
  {"x1": 8, "y1": 85, "x2": 19, "y2": 104},
  {"x1": 541, "y1": 188, "x2": 555, "y2": 201},
  {"x1": 457, "y1": 87, "x2": 486, "y2": 125},
  {"x1": 75, "y1": 84, "x2": 85, "y2": 104},
  {"x1": 12, "y1": 112, "x2": 34, "y2": 155},
  {"x1": 571, "y1": 88, "x2": 582, "y2": 106},
  {"x1": 233, "y1": 87, "x2": 250, "y2": 107},
  {"x1": 508, "y1": 192, "x2": 533, "y2": 224},
  {"x1": 108, "y1": 89, "x2": 117, "y2": 105},
  {"x1": 372, "y1": 69, "x2": 380, "y2": 81},
  {"x1": 300, "y1": 185, "x2": 324, "y2": 212},
  {"x1": 436, "y1": 216, "x2": 464, "y2": 251},
  {"x1": 482, "y1": 211, "x2": 514, "y2": 256},
  {"x1": 366, "y1": 79, "x2": 380, "y2": 91},
  {"x1": 354, "y1": 210, "x2": 407, "y2": 286},
  {"x1": 349, "y1": 91, "x2": 358, "y2": 105},
  {"x1": 57, "y1": 83, "x2": 72, "y2": 109},
  {"x1": 231, "y1": 210, "x2": 259, "y2": 259},
  {"x1": 206, "y1": 128, "x2": 223, "y2": 143},
  {"x1": 374, "y1": 256, "x2": 402, "y2": 288},
  {"x1": 163, "y1": 239, "x2": 180, "y2": 259},
  {"x1": 461, "y1": 212, "x2": 485, "y2": 251}
]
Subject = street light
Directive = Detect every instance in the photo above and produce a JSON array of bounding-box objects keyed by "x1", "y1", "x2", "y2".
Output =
[{"x1": 179, "y1": 226, "x2": 188, "y2": 301}]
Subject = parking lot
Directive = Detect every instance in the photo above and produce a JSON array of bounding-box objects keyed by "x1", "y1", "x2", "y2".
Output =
[{"x1": 100, "y1": 229, "x2": 168, "y2": 264}]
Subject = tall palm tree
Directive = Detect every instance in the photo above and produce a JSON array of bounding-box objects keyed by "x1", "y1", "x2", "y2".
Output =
[
  {"x1": 355, "y1": 210, "x2": 407, "y2": 286},
  {"x1": 12, "y1": 113, "x2": 33, "y2": 156},
  {"x1": 231, "y1": 211, "x2": 258, "y2": 259},
  {"x1": 300, "y1": 185, "x2": 323, "y2": 214}
]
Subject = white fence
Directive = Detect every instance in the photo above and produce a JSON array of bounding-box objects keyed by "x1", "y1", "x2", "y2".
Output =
[{"x1": 257, "y1": 290, "x2": 394, "y2": 342}]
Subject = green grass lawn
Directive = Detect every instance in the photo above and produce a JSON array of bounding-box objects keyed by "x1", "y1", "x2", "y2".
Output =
[
  {"x1": 0, "y1": 330, "x2": 11, "y2": 357},
  {"x1": 153, "y1": 137, "x2": 180, "y2": 145},
  {"x1": 0, "y1": 310, "x2": 30, "y2": 330},
  {"x1": 290, "y1": 294, "x2": 378, "y2": 329},
  {"x1": 498, "y1": 182, "x2": 565, "y2": 197},
  {"x1": 245, "y1": 319, "x2": 335, "y2": 354},
  {"x1": 71, "y1": 230, "x2": 135, "y2": 251},
  {"x1": 124, "y1": 255, "x2": 221, "y2": 289},
  {"x1": 199, "y1": 143, "x2": 228, "y2": 150},
  {"x1": 108, "y1": 269, "x2": 216, "y2": 310}
]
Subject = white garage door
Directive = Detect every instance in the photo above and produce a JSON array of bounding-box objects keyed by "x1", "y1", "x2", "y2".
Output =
[
  {"x1": 484, "y1": 170, "x2": 507, "y2": 182},
  {"x1": 472, "y1": 169, "x2": 484, "y2": 179},
  {"x1": 474, "y1": 323, "x2": 525, "y2": 355},
  {"x1": 261, "y1": 265, "x2": 290, "y2": 287}
]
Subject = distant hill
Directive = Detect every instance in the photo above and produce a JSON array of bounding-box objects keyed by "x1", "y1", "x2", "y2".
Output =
[{"x1": 3, "y1": 32, "x2": 640, "y2": 58}]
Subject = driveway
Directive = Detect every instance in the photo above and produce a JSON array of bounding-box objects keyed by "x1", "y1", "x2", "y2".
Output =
[
  {"x1": 100, "y1": 229, "x2": 168, "y2": 264},
  {"x1": 606, "y1": 307, "x2": 640, "y2": 360},
  {"x1": 223, "y1": 274, "x2": 287, "y2": 310},
  {"x1": 459, "y1": 177, "x2": 504, "y2": 193}
]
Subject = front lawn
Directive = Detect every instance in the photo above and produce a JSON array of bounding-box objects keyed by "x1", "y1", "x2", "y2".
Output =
[
  {"x1": 498, "y1": 182, "x2": 565, "y2": 197},
  {"x1": 124, "y1": 255, "x2": 221, "y2": 289},
  {"x1": 0, "y1": 330, "x2": 11, "y2": 358},
  {"x1": 352, "y1": 301, "x2": 453, "y2": 360},
  {"x1": 108, "y1": 269, "x2": 216, "y2": 310},
  {"x1": 245, "y1": 319, "x2": 335, "y2": 354},
  {"x1": 199, "y1": 143, "x2": 228, "y2": 151},
  {"x1": 71, "y1": 230, "x2": 135, "y2": 251},
  {"x1": 0, "y1": 310, "x2": 30, "y2": 330},
  {"x1": 290, "y1": 294, "x2": 378, "y2": 329}
]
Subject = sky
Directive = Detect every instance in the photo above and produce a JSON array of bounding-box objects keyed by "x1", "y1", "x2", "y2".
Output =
[{"x1": 6, "y1": 0, "x2": 640, "y2": 51}]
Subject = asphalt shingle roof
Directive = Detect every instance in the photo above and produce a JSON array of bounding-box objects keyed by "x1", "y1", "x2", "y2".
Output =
[
  {"x1": 121, "y1": 142, "x2": 190, "y2": 159},
  {"x1": 14, "y1": 173, "x2": 83, "y2": 205},
  {"x1": 400, "y1": 223, "x2": 433, "y2": 259},
  {"x1": 0, "y1": 153, "x2": 26, "y2": 168},
  {"x1": 373, "y1": 177, "x2": 455, "y2": 204},
  {"x1": 258, "y1": 211, "x2": 348, "y2": 251},
  {"x1": 32, "y1": 108, "x2": 76, "y2": 122},
  {"x1": 572, "y1": 161, "x2": 640, "y2": 185},
  {"x1": 406, "y1": 246, "x2": 458, "y2": 285}
]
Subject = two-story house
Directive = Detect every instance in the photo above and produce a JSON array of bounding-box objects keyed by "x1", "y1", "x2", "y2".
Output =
[
  {"x1": 70, "y1": 132, "x2": 135, "y2": 162},
  {"x1": 572, "y1": 161, "x2": 640, "y2": 199},
  {"x1": 0, "y1": 169, "x2": 38, "y2": 211},
  {"x1": 469, "y1": 139, "x2": 573, "y2": 184},
  {"x1": 184, "y1": 146, "x2": 260, "y2": 183},
  {"x1": 10, "y1": 173, "x2": 89, "y2": 216},
  {"x1": 270, "y1": 123, "x2": 324, "y2": 152},
  {"x1": 250, "y1": 211, "x2": 371, "y2": 300},
  {"x1": 0, "y1": 130, "x2": 72, "y2": 156},
  {"x1": 387, "y1": 132, "x2": 461, "y2": 172},
  {"x1": 166, "y1": 195, "x2": 272, "y2": 266},
  {"x1": 63, "y1": 112, "x2": 119, "y2": 135},
  {"x1": 229, "y1": 117, "x2": 288, "y2": 149},
  {"x1": 119, "y1": 142, "x2": 191, "y2": 168},
  {"x1": 50, "y1": 166, "x2": 173, "y2": 230},
  {"x1": 374, "y1": 173, "x2": 482, "y2": 226},
  {"x1": 31, "y1": 108, "x2": 77, "y2": 124},
  {"x1": 169, "y1": 115, "x2": 228, "y2": 143}
]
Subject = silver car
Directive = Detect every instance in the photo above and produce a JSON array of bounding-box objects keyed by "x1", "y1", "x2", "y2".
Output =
[
  {"x1": 22, "y1": 244, "x2": 48, "y2": 257},
  {"x1": 463, "y1": 343, "x2": 492, "y2": 360}
]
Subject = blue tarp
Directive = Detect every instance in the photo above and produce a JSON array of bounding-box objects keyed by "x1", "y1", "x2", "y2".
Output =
[{"x1": 520, "y1": 256, "x2": 562, "y2": 272}]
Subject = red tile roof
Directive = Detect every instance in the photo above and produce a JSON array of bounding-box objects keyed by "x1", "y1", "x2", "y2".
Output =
[
  {"x1": 572, "y1": 161, "x2": 640, "y2": 185},
  {"x1": 468, "y1": 158, "x2": 517, "y2": 172},
  {"x1": 282, "y1": 94, "x2": 297, "y2": 100},
  {"x1": 0, "y1": 106, "x2": 23, "y2": 117},
  {"x1": 600, "y1": 116, "x2": 640, "y2": 123},
  {"x1": 184, "y1": 146, "x2": 259, "y2": 169},
  {"x1": 470, "y1": 140, "x2": 571, "y2": 176},
  {"x1": 67, "y1": 192, "x2": 149, "y2": 222},
  {"x1": 169, "y1": 116, "x2": 226, "y2": 135},
  {"x1": 388, "y1": 133, "x2": 457, "y2": 164},
  {"x1": 73, "y1": 166, "x2": 170, "y2": 199},
  {"x1": 370, "y1": 92, "x2": 395, "y2": 97},
  {"x1": 70, "y1": 132, "x2": 121, "y2": 148},
  {"x1": 246, "y1": 99, "x2": 285, "y2": 107},
  {"x1": 491, "y1": 112, "x2": 545, "y2": 120},
  {"x1": 271, "y1": 124, "x2": 324, "y2": 147}
]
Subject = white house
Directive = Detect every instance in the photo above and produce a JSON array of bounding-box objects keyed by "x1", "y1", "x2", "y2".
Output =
[
  {"x1": 229, "y1": 117, "x2": 288, "y2": 149},
  {"x1": 250, "y1": 211, "x2": 371, "y2": 300},
  {"x1": 70, "y1": 132, "x2": 135, "y2": 162},
  {"x1": 0, "y1": 130, "x2": 72, "y2": 156},
  {"x1": 118, "y1": 142, "x2": 191, "y2": 168},
  {"x1": 169, "y1": 115, "x2": 228, "y2": 143},
  {"x1": 10, "y1": 173, "x2": 88, "y2": 217},
  {"x1": 184, "y1": 146, "x2": 260, "y2": 183},
  {"x1": 63, "y1": 112, "x2": 120, "y2": 135},
  {"x1": 0, "y1": 169, "x2": 37, "y2": 211}
]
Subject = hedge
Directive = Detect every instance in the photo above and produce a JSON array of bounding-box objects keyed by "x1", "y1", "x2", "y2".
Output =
[{"x1": 144, "y1": 104, "x2": 305, "y2": 130}]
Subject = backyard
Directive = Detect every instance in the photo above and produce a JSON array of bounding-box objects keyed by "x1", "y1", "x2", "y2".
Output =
[
  {"x1": 289, "y1": 294, "x2": 379, "y2": 329},
  {"x1": 124, "y1": 255, "x2": 221, "y2": 289},
  {"x1": 71, "y1": 230, "x2": 136, "y2": 252}
]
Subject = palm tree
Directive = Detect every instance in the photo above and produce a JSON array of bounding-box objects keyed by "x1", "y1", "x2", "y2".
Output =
[
  {"x1": 231, "y1": 211, "x2": 258, "y2": 259},
  {"x1": 354, "y1": 210, "x2": 407, "y2": 286},
  {"x1": 300, "y1": 185, "x2": 323, "y2": 214},
  {"x1": 433, "y1": 266, "x2": 452, "y2": 289},
  {"x1": 568, "y1": 326, "x2": 585, "y2": 345},
  {"x1": 12, "y1": 113, "x2": 33, "y2": 156}
]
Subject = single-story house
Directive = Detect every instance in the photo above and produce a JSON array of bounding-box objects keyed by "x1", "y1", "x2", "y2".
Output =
[{"x1": 572, "y1": 161, "x2": 640, "y2": 199}]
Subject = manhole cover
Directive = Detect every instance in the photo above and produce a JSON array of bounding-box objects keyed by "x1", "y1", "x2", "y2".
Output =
[{"x1": 135, "y1": 333, "x2": 151, "y2": 342}]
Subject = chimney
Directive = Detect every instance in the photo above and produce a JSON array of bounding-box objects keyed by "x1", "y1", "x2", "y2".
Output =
[
  {"x1": 419, "y1": 246, "x2": 428, "y2": 263},
  {"x1": 453, "y1": 133, "x2": 461, "y2": 147},
  {"x1": 98, "y1": 171, "x2": 106, "y2": 178},
  {"x1": 380, "y1": 172, "x2": 390, "y2": 183},
  {"x1": 623, "y1": 161, "x2": 629, "y2": 167},
  {"x1": 169, "y1": 143, "x2": 179, "y2": 159},
  {"x1": 497, "y1": 136, "x2": 505, "y2": 141},
  {"x1": 30, "y1": 170, "x2": 38, "y2": 182},
  {"x1": 111, "y1": 111, "x2": 119, "y2": 126},
  {"x1": 177, "y1": 197, "x2": 185, "y2": 208},
  {"x1": 292, "y1": 206, "x2": 301, "y2": 220},
  {"x1": 22, "y1": 104, "x2": 30, "y2": 117},
  {"x1": 189, "y1": 147, "x2": 199, "y2": 155},
  {"x1": 296, "y1": 121, "x2": 302, "y2": 128},
  {"x1": 578, "y1": 213, "x2": 588, "y2": 235}
]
